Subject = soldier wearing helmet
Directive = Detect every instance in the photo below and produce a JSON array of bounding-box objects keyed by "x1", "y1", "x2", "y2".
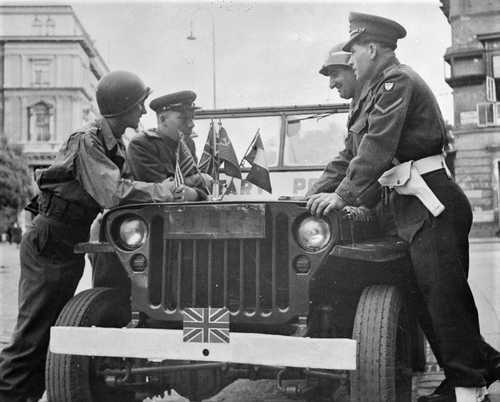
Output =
[
  {"x1": 0, "y1": 71, "x2": 182, "y2": 402},
  {"x1": 306, "y1": 42, "x2": 367, "y2": 198},
  {"x1": 319, "y1": 42, "x2": 360, "y2": 101}
]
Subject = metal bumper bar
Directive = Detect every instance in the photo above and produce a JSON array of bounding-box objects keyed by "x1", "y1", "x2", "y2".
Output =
[{"x1": 50, "y1": 327, "x2": 356, "y2": 370}]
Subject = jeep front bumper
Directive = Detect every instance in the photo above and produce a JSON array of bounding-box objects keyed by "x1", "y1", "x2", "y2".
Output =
[{"x1": 50, "y1": 327, "x2": 356, "y2": 370}]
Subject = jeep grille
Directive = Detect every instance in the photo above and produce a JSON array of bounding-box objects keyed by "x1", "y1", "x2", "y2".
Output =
[{"x1": 148, "y1": 209, "x2": 290, "y2": 315}]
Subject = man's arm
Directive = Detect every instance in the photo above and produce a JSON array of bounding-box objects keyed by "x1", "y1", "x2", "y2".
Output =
[
  {"x1": 128, "y1": 136, "x2": 208, "y2": 201},
  {"x1": 75, "y1": 134, "x2": 176, "y2": 209},
  {"x1": 127, "y1": 138, "x2": 167, "y2": 183},
  {"x1": 335, "y1": 71, "x2": 412, "y2": 205},
  {"x1": 306, "y1": 132, "x2": 354, "y2": 196}
]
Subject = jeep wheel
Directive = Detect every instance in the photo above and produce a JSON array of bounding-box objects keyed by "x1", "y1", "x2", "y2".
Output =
[
  {"x1": 350, "y1": 285, "x2": 412, "y2": 402},
  {"x1": 46, "y1": 288, "x2": 134, "y2": 402}
]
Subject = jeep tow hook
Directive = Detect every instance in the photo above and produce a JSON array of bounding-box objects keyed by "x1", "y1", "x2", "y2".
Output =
[{"x1": 276, "y1": 369, "x2": 315, "y2": 398}]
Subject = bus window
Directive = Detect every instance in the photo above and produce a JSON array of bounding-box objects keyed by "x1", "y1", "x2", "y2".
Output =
[
  {"x1": 283, "y1": 112, "x2": 348, "y2": 167},
  {"x1": 193, "y1": 116, "x2": 280, "y2": 167}
]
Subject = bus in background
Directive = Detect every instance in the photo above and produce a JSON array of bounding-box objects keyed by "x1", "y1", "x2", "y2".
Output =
[{"x1": 193, "y1": 103, "x2": 350, "y2": 198}]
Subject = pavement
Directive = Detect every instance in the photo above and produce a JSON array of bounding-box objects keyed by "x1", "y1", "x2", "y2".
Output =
[{"x1": 2, "y1": 239, "x2": 500, "y2": 401}]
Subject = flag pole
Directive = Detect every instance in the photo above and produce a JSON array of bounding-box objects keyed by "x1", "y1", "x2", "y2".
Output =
[
  {"x1": 220, "y1": 128, "x2": 260, "y2": 200},
  {"x1": 211, "y1": 120, "x2": 219, "y2": 198}
]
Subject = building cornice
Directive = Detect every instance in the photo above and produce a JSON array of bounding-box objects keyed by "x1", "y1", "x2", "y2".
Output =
[
  {"x1": 0, "y1": 5, "x2": 109, "y2": 77},
  {"x1": 444, "y1": 46, "x2": 483, "y2": 60},
  {"x1": 1, "y1": 39, "x2": 107, "y2": 80},
  {"x1": 0, "y1": 5, "x2": 73, "y2": 14},
  {"x1": 4, "y1": 86, "x2": 93, "y2": 101},
  {"x1": 477, "y1": 32, "x2": 500, "y2": 43}
]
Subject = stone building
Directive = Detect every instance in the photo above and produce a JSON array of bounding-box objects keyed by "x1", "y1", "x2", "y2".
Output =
[
  {"x1": 0, "y1": 4, "x2": 108, "y2": 170},
  {"x1": 441, "y1": 0, "x2": 500, "y2": 233}
]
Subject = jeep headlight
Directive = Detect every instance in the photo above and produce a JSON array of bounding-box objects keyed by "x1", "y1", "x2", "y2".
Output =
[
  {"x1": 295, "y1": 216, "x2": 331, "y2": 252},
  {"x1": 118, "y1": 216, "x2": 148, "y2": 250}
]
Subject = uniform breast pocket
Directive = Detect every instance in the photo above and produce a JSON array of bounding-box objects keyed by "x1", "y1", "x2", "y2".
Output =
[{"x1": 348, "y1": 117, "x2": 368, "y2": 150}]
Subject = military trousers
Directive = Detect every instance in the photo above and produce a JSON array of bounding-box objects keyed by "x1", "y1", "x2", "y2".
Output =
[
  {"x1": 393, "y1": 170, "x2": 500, "y2": 387},
  {"x1": 0, "y1": 215, "x2": 88, "y2": 402}
]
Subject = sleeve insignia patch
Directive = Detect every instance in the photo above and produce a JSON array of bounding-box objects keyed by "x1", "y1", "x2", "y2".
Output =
[
  {"x1": 374, "y1": 97, "x2": 403, "y2": 115},
  {"x1": 384, "y1": 82, "x2": 394, "y2": 91}
]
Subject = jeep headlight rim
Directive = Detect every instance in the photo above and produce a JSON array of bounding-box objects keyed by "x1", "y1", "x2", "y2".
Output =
[
  {"x1": 295, "y1": 216, "x2": 331, "y2": 252},
  {"x1": 118, "y1": 216, "x2": 148, "y2": 250}
]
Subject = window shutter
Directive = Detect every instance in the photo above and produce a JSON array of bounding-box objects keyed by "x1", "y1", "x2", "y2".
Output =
[{"x1": 477, "y1": 103, "x2": 495, "y2": 126}]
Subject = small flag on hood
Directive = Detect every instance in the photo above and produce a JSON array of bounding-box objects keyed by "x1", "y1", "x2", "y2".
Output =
[
  {"x1": 198, "y1": 122, "x2": 218, "y2": 178},
  {"x1": 244, "y1": 133, "x2": 272, "y2": 193},
  {"x1": 218, "y1": 126, "x2": 241, "y2": 179},
  {"x1": 178, "y1": 137, "x2": 198, "y2": 177},
  {"x1": 174, "y1": 137, "x2": 198, "y2": 187}
]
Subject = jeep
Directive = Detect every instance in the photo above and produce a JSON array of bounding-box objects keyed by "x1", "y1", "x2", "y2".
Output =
[{"x1": 47, "y1": 104, "x2": 425, "y2": 402}]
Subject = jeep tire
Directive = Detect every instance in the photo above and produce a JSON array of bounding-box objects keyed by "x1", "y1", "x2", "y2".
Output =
[
  {"x1": 350, "y1": 285, "x2": 412, "y2": 402},
  {"x1": 46, "y1": 287, "x2": 134, "y2": 402}
]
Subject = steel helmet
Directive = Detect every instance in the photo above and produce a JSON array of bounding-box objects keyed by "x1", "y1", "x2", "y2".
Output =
[
  {"x1": 319, "y1": 42, "x2": 351, "y2": 76},
  {"x1": 96, "y1": 70, "x2": 152, "y2": 117}
]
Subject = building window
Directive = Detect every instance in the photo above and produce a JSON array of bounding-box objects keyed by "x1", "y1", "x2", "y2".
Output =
[
  {"x1": 28, "y1": 102, "x2": 53, "y2": 142},
  {"x1": 45, "y1": 16, "x2": 55, "y2": 35},
  {"x1": 492, "y1": 55, "x2": 500, "y2": 101},
  {"x1": 31, "y1": 59, "x2": 51, "y2": 86},
  {"x1": 32, "y1": 15, "x2": 43, "y2": 35}
]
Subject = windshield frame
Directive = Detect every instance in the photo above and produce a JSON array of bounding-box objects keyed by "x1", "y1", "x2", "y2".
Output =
[{"x1": 195, "y1": 103, "x2": 349, "y2": 171}]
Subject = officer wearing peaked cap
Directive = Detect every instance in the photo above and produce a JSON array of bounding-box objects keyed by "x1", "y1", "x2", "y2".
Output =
[
  {"x1": 307, "y1": 12, "x2": 500, "y2": 402},
  {"x1": 127, "y1": 90, "x2": 212, "y2": 201},
  {"x1": 91, "y1": 90, "x2": 212, "y2": 305},
  {"x1": 149, "y1": 90, "x2": 201, "y2": 114},
  {"x1": 342, "y1": 11, "x2": 406, "y2": 52}
]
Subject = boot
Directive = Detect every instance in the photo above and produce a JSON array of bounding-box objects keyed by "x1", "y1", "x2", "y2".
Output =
[
  {"x1": 455, "y1": 387, "x2": 488, "y2": 402},
  {"x1": 418, "y1": 379, "x2": 455, "y2": 402}
]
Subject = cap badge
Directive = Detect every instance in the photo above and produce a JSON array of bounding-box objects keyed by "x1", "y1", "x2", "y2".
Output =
[
  {"x1": 349, "y1": 27, "x2": 366, "y2": 37},
  {"x1": 384, "y1": 82, "x2": 394, "y2": 91}
]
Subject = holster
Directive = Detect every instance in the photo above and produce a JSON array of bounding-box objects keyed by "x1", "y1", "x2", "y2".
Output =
[{"x1": 378, "y1": 161, "x2": 445, "y2": 217}]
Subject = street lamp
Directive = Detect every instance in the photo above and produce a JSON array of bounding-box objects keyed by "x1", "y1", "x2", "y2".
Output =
[{"x1": 186, "y1": 16, "x2": 217, "y2": 109}]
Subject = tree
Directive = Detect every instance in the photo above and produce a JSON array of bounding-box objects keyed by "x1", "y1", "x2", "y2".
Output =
[{"x1": 0, "y1": 137, "x2": 34, "y2": 233}]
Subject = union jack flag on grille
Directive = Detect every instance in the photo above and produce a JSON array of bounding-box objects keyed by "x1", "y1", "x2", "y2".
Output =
[{"x1": 183, "y1": 307, "x2": 230, "y2": 343}]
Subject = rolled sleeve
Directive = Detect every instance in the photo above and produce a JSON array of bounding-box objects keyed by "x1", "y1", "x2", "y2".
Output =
[{"x1": 75, "y1": 134, "x2": 174, "y2": 209}]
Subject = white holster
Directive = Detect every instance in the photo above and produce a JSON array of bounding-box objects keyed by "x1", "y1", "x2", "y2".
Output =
[{"x1": 378, "y1": 155, "x2": 448, "y2": 217}]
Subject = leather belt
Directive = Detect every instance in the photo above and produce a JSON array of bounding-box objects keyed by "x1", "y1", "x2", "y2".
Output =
[
  {"x1": 413, "y1": 154, "x2": 451, "y2": 177},
  {"x1": 39, "y1": 191, "x2": 98, "y2": 226}
]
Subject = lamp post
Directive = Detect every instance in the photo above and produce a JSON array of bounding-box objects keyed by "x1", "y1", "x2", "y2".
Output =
[
  {"x1": 187, "y1": 14, "x2": 219, "y2": 197},
  {"x1": 187, "y1": 15, "x2": 217, "y2": 109}
]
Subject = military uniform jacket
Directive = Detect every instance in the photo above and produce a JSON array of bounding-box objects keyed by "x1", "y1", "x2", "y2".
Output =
[
  {"x1": 36, "y1": 118, "x2": 175, "y2": 211},
  {"x1": 333, "y1": 56, "x2": 447, "y2": 241},
  {"x1": 127, "y1": 129, "x2": 207, "y2": 199},
  {"x1": 126, "y1": 129, "x2": 195, "y2": 182}
]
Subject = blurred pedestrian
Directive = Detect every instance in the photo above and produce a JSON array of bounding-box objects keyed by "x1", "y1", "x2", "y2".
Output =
[{"x1": 10, "y1": 222, "x2": 21, "y2": 248}]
